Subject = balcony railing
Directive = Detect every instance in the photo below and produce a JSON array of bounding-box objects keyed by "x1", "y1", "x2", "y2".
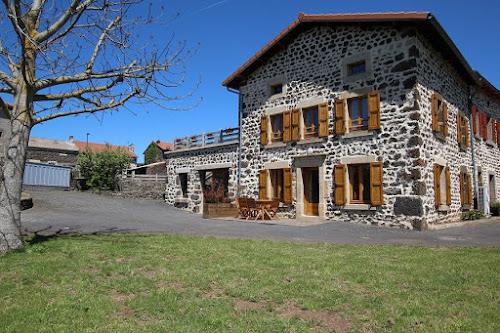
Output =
[{"x1": 173, "y1": 127, "x2": 239, "y2": 151}]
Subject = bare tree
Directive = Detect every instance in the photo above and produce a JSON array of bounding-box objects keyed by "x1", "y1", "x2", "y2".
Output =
[{"x1": 0, "y1": 0, "x2": 199, "y2": 253}]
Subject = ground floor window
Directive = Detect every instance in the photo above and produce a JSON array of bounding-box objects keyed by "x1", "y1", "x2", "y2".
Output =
[
  {"x1": 348, "y1": 164, "x2": 371, "y2": 203},
  {"x1": 259, "y1": 168, "x2": 292, "y2": 203},
  {"x1": 434, "y1": 164, "x2": 451, "y2": 207},
  {"x1": 459, "y1": 170, "x2": 473, "y2": 206},
  {"x1": 489, "y1": 174, "x2": 497, "y2": 202},
  {"x1": 334, "y1": 162, "x2": 384, "y2": 206},
  {"x1": 270, "y1": 169, "x2": 284, "y2": 201},
  {"x1": 202, "y1": 168, "x2": 229, "y2": 203},
  {"x1": 179, "y1": 173, "x2": 188, "y2": 198}
]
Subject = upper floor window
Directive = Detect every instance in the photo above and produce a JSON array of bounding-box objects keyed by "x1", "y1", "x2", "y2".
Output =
[
  {"x1": 303, "y1": 106, "x2": 319, "y2": 138},
  {"x1": 347, "y1": 60, "x2": 366, "y2": 76},
  {"x1": 335, "y1": 91, "x2": 380, "y2": 135},
  {"x1": 457, "y1": 113, "x2": 469, "y2": 149},
  {"x1": 431, "y1": 93, "x2": 448, "y2": 139},
  {"x1": 459, "y1": 170, "x2": 473, "y2": 207},
  {"x1": 270, "y1": 114, "x2": 284, "y2": 142},
  {"x1": 270, "y1": 83, "x2": 283, "y2": 95}
]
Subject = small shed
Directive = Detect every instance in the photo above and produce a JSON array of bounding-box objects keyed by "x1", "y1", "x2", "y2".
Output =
[{"x1": 23, "y1": 162, "x2": 72, "y2": 189}]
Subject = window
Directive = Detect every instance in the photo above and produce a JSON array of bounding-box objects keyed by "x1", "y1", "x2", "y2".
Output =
[
  {"x1": 202, "y1": 169, "x2": 229, "y2": 203},
  {"x1": 334, "y1": 162, "x2": 384, "y2": 206},
  {"x1": 348, "y1": 164, "x2": 371, "y2": 203},
  {"x1": 179, "y1": 173, "x2": 188, "y2": 198},
  {"x1": 348, "y1": 60, "x2": 366, "y2": 76},
  {"x1": 459, "y1": 170, "x2": 473, "y2": 207},
  {"x1": 433, "y1": 164, "x2": 451, "y2": 207},
  {"x1": 270, "y1": 114, "x2": 284, "y2": 142},
  {"x1": 457, "y1": 113, "x2": 469, "y2": 148},
  {"x1": 259, "y1": 168, "x2": 292, "y2": 203},
  {"x1": 348, "y1": 96, "x2": 369, "y2": 132},
  {"x1": 270, "y1": 83, "x2": 283, "y2": 95},
  {"x1": 335, "y1": 92, "x2": 380, "y2": 135},
  {"x1": 489, "y1": 174, "x2": 497, "y2": 202},
  {"x1": 431, "y1": 93, "x2": 448, "y2": 138},
  {"x1": 303, "y1": 106, "x2": 319, "y2": 138}
]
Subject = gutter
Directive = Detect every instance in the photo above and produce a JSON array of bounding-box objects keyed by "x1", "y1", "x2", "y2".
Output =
[{"x1": 226, "y1": 87, "x2": 243, "y2": 196}]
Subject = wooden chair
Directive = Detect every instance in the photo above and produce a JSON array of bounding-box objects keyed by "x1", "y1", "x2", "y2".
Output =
[
  {"x1": 268, "y1": 198, "x2": 281, "y2": 220},
  {"x1": 235, "y1": 197, "x2": 248, "y2": 219},
  {"x1": 245, "y1": 198, "x2": 261, "y2": 220}
]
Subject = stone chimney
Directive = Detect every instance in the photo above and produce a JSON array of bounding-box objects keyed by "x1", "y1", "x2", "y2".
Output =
[
  {"x1": 68, "y1": 136, "x2": 74, "y2": 143},
  {"x1": 128, "y1": 143, "x2": 135, "y2": 152}
]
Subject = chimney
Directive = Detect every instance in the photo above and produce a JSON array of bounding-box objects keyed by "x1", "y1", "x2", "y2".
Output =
[
  {"x1": 128, "y1": 143, "x2": 135, "y2": 152},
  {"x1": 68, "y1": 136, "x2": 74, "y2": 143}
]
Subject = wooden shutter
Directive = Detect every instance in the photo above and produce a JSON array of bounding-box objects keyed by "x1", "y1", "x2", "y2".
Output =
[
  {"x1": 493, "y1": 120, "x2": 498, "y2": 144},
  {"x1": 370, "y1": 162, "x2": 384, "y2": 206},
  {"x1": 445, "y1": 166, "x2": 452, "y2": 206},
  {"x1": 459, "y1": 172, "x2": 465, "y2": 205},
  {"x1": 467, "y1": 174, "x2": 473, "y2": 205},
  {"x1": 291, "y1": 109, "x2": 300, "y2": 141},
  {"x1": 260, "y1": 115, "x2": 269, "y2": 145},
  {"x1": 431, "y1": 94, "x2": 439, "y2": 131},
  {"x1": 497, "y1": 119, "x2": 500, "y2": 144},
  {"x1": 434, "y1": 164, "x2": 441, "y2": 206},
  {"x1": 283, "y1": 168, "x2": 292, "y2": 204},
  {"x1": 472, "y1": 105, "x2": 477, "y2": 134},
  {"x1": 334, "y1": 164, "x2": 346, "y2": 205},
  {"x1": 443, "y1": 102, "x2": 448, "y2": 136},
  {"x1": 479, "y1": 112, "x2": 487, "y2": 139},
  {"x1": 259, "y1": 170, "x2": 268, "y2": 199},
  {"x1": 335, "y1": 99, "x2": 345, "y2": 135},
  {"x1": 283, "y1": 111, "x2": 292, "y2": 142},
  {"x1": 457, "y1": 113, "x2": 462, "y2": 144},
  {"x1": 367, "y1": 91, "x2": 381, "y2": 130},
  {"x1": 318, "y1": 102, "x2": 329, "y2": 137}
]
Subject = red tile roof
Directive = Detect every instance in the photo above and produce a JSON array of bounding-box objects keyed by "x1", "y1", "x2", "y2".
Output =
[
  {"x1": 73, "y1": 140, "x2": 138, "y2": 159},
  {"x1": 222, "y1": 11, "x2": 496, "y2": 96},
  {"x1": 153, "y1": 140, "x2": 173, "y2": 151}
]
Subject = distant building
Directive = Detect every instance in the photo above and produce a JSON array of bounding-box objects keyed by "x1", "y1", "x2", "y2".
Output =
[
  {"x1": 73, "y1": 139, "x2": 138, "y2": 164},
  {"x1": 143, "y1": 140, "x2": 173, "y2": 164},
  {"x1": 26, "y1": 137, "x2": 79, "y2": 166}
]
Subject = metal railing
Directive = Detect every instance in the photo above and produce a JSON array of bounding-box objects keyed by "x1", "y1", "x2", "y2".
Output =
[{"x1": 173, "y1": 127, "x2": 239, "y2": 151}]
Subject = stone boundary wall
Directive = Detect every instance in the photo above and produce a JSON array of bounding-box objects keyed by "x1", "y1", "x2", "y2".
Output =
[{"x1": 117, "y1": 178, "x2": 166, "y2": 200}]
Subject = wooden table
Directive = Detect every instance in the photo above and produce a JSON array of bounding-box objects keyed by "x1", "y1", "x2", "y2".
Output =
[{"x1": 255, "y1": 199, "x2": 274, "y2": 220}]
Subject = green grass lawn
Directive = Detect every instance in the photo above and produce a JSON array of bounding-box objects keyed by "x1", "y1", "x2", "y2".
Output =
[{"x1": 1, "y1": 234, "x2": 499, "y2": 332}]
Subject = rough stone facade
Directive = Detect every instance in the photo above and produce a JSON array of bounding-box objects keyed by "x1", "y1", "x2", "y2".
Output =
[
  {"x1": 117, "y1": 178, "x2": 166, "y2": 200},
  {"x1": 165, "y1": 14, "x2": 500, "y2": 229},
  {"x1": 26, "y1": 149, "x2": 79, "y2": 166},
  {"x1": 164, "y1": 143, "x2": 238, "y2": 213}
]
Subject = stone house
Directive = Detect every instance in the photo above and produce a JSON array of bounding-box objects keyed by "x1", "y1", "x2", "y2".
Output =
[
  {"x1": 165, "y1": 12, "x2": 500, "y2": 229},
  {"x1": 26, "y1": 137, "x2": 80, "y2": 166},
  {"x1": 73, "y1": 139, "x2": 138, "y2": 164},
  {"x1": 143, "y1": 140, "x2": 173, "y2": 164}
]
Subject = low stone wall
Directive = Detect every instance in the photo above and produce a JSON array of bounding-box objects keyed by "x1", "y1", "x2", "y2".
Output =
[{"x1": 117, "y1": 178, "x2": 166, "y2": 200}]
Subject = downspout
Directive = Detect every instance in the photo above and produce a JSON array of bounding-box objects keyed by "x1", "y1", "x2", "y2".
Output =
[
  {"x1": 468, "y1": 85, "x2": 478, "y2": 208},
  {"x1": 226, "y1": 87, "x2": 243, "y2": 196}
]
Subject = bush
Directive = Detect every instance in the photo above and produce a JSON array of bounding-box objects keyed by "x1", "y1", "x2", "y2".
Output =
[
  {"x1": 490, "y1": 202, "x2": 500, "y2": 216},
  {"x1": 462, "y1": 210, "x2": 484, "y2": 221},
  {"x1": 77, "y1": 146, "x2": 131, "y2": 190}
]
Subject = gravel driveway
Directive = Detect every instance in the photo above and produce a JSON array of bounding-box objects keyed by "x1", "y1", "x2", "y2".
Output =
[{"x1": 21, "y1": 190, "x2": 500, "y2": 247}]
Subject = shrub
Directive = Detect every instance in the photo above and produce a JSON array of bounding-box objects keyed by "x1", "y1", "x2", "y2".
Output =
[
  {"x1": 490, "y1": 202, "x2": 500, "y2": 216},
  {"x1": 462, "y1": 210, "x2": 484, "y2": 221}
]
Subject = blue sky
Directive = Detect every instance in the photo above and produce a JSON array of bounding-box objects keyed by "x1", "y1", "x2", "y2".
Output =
[{"x1": 30, "y1": 0, "x2": 500, "y2": 163}]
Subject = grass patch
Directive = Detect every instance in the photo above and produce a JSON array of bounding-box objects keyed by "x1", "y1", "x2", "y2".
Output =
[{"x1": 1, "y1": 234, "x2": 499, "y2": 332}]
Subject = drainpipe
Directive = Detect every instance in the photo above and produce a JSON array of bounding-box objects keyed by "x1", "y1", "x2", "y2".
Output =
[
  {"x1": 226, "y1": 87, "x2": 243, "y2": 196},
  {"x1": 468, "y1": 85, "x2": 478, "y2": 208}
]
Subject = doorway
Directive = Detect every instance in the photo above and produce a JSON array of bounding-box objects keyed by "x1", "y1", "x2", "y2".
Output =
[{"x1": 303, "y1": 167, "x2": 319, "y2": 216}]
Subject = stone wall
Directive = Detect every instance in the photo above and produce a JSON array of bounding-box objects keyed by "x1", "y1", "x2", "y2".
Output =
[
  {"x1": 26, "y1": 148, "x2": 78, "y2": 166},
  {"x1": 117, "y1": 178, "x2": 166, "y2": 200},
  {"x1": 164, "y1": 143, "x2": 238, "y2": 213}
]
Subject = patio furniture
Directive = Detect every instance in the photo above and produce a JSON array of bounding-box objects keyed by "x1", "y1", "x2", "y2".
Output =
[
  {"x1": 246, "y1": 198, "x2": 262, "y2": 220},
  {"x1": 235, "y1": 197, "x2": 249, "y2": 219},
  {"x1": 267, "y1": 198, "x2": 281, "y2": 220}
]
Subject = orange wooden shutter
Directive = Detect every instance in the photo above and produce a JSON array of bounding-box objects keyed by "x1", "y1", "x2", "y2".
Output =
[
  {"x1": 334, "y1": 99, "x2": 345, "y2": 134},
  {"x1": 445, "y1": 166, "x2": 452, "y2": 206},
  {"x1": 472, "y1": 106, "x2": 477, "y2": 134},
  {"x1": 291, "y1": 109, "x2": 300, "y2": 141},
  {"x1": 457, "y1": 113, "x2": 462, "y2": 144},
  {"x1": 334, "y1": 164, "x2": 346, "y2": 205},
  {"x1": 434, "y1": 164, "x2": 441, "y2": 206},
  {"x1": 465, "y1": 118, "x2": 470, "y2": 147},
  {"x1": 260, "y1": 115, "x2": 268, "y2": 145},
  {"x1": 497, "y1": 119, "x2": 500, "y2": 144},
  {"x1": 467, "y1": 174, "x2": 473, "y2": 205},
  {"x1": 479, "y1": 112, "x2": 487, "y2": 138},
  {"x1": 259, "y1": 170, "x2": 268, "y2": 199},
  {"x1": 367, "y1": 91, "x2": 381, "y2": 130},
  {"x1": 443, "y1": 102, "x2": 448, "y2": 136},
  {"x1": 283, "y1": 111, "x2": 292, "y2": 142},
  {"x1": 370, "y1": 162, "x2": 384, "y2": 206},
  {"x1": 431, "y1": 94, "x2": 439, "y2": 131},
  {"x1": 318, "y1": 102, "x2": 329, "y2": 137},
  {"x1": 459, "y1": 171, "x2": 465, "y2": 205},
  {"x1": 283, "y1": 168, "x2": 293, "y2": 204},
  {"x1": 493, "y1": 120, "x2": 498, "y2": 144}
]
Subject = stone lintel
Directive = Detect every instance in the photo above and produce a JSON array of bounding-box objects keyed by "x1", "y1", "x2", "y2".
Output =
[
  {"x1": 176, "y1": 167, "x2": 191, "y2": 174},
  {"x1": 194, "y1": 162, "x2": 233, "y2": 171},
  {"x1": 298, "y1": 96, "x2": 327, "y2": 109},
  {"x1": 293, "y1": 154, "x2": 326, "y2": 168},
  {"x1": 265, "y1": 105, "x2": 286, "y2": 116},
  {"x1": 341, "y1": 155, "x2": 377, "y2": 164},
  {"x1": 434, "y1": 156, "x2": 447, "y2": 166},
  {"x1": 264, "y1": 161, "x2": 290, "y2": 169}
]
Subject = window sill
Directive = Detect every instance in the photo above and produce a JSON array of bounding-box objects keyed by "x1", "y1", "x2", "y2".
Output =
[
  {"x1": 295, "y1": 137, "x2": 325, "y2": 145},
  {"x1": 175, "y1": 197, "x2": 189, "y2": 203},
  {"x1": 434, "y1": 132, "x2": 446, "y2": 142},
  {"x1": 461, "y1": 204, "x2": 472, "y2": 211},
  {"x1": 437, "y1": 205, "x2": 450, "y2": 212},
  {"x1": 486, "y1": 139, "x2": 496, "y2": 147},
  {"x1": 459, "y1": 143, "x2": 468, "y2": 152},
  {"x1": 268, "y1": 92, "x2": 284, "y2": 102},
  {"x1": 343, "y1": 204, "x2": 377, "y2": 211},
  {"x1": 264, "y1": 142, "x2": 286, "y2": 149},
  {"x1": 342, "y1": 130, "x2": 374, "y2": 139}
]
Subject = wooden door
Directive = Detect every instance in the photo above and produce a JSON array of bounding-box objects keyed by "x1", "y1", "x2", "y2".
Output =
[{"x1": 303, "y1": 167, "x2": 319, "y2": 216}]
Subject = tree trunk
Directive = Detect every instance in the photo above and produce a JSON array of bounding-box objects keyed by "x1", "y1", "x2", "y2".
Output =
[{"x1": 0, "y1": 90, "x2": 33, "y2": 254}]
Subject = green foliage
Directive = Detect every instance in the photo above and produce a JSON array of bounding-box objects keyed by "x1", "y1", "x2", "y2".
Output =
[
  {"x1": 77, "y1": 146, "x2": 131, "y2": 190},
  {"x1": 490, "y1": 202, "x2": 500, "y2": 216},
  {"x1": 462, "y1": 209, "x2": 484, "y2": 220},
  {"x1": 144, "y1": 143, "x2": 159, "y2": 165}
]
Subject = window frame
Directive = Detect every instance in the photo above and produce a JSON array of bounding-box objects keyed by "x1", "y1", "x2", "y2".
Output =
[
  {"x1": 179, "y1": 173, "x2": 188, "y2": 199},
  {"x1": 347, "y1": 95, "x2": 369, "y2": 133},
  {"x1": 302, "y1": 105, "x2": 320, "y2": 139},
  {"x1": 270, "y1": 113, "x2": 284, "y2": 142},
  {"x1": 270, "y1": 169, "x2": 284, "y2": 202},
  {"x1": 348, "y1": 163, "x2": 371, "y2": 204},
  {"x1": 431, "y1": 93, "x2": 448, "y2": 139}
]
